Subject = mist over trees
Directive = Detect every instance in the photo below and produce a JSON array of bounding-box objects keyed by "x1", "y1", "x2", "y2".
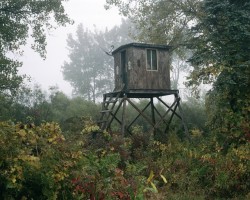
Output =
[{"x1": 62, "y1": 19, "x2": 133, "y2": 102}]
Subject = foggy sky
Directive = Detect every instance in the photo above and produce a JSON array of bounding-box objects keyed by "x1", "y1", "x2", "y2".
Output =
[{"x1": 19, "y1": 0, "x2": 122, "y2": 96}]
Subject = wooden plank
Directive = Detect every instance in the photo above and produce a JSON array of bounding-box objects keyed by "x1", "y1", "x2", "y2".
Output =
[
  {"x1": 124, "y1": 47, "x2": 171, "y2": 90},
  {"x1": 100, "y1": 110, "x2": 112, "y2": 113},
  {"x1": 110, "y1": 113, "x2": 122, "y2": 125},
  {"x1": 153, "y1": 98, "x2": 178, "y2": 130},
  {"x1": 126, "y1": 98, "x2": 155, "y2": 127},
  {"x1": 127, "y1": 101, "x2": 151, "y2": 130},
  {"x1": 153, "y1": 106, "x2": 169, "y2": 124},
  {"x1": 157, "y1": 97, "x2": 182, "y2": 119},
  {"x1": 164, "y1": 102, "x2": 178, "y2": 133},
  {"x1": 121, "y1": 97, "x2": 127, "y2": 136},
  {"x1": 150, "y1": 98, "x2": 156, "y2": 135},
  {"x1": 177, "y1": 102, "x2": 190, "y2": 140},
  {"x1": 100, "y1": 89, "x2": 189, "y2": 139},
  {"x1": 106, "y1": 98, "x2": 124, "y2": 128},
  {"x1": 150, "y1": 98, "x2": 156, "y2": 125}
]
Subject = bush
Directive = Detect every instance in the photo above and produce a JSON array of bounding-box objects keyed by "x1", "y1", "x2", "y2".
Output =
[
  {"x1": 0, "y1": 121, "x2": 83, "y2": 199},
  {"x1": 1, "y1": 120, "x2": 249, "y2": 199}
]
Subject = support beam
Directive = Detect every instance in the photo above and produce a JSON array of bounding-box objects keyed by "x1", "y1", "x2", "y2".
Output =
[
  {"x1": 177, "y1": 100, "x2": 190, "y2": 140},
  {"x1": 121, "y1": 97, "x2": 127, "y2": 136},
  {"x1": 126, "y1": 98, "x2": 155, "y2": 127},
  {"x1": 150, "y1": 97, "x2": 156, "y2": 135},
  {"x1": 157, "y1": 97, "x2": 182, "y2": 119},
  {"x1": 152, "y1": 97, "x2": 178, "y2": 130},
  {"x1": 99, "y1": 89, "x2": 189, "y2": 140},
  {"x1": 165, "y1": 101, "x2": 178, "y2": 133},
  {"x1": 127, "y1": 101, "x2": 151, "y2": 131},
  {"x1": 153, "y1": 105, "x2": 169, "y2": 125},
  {"x1": 106, "y1": 98, "x2": 124, "y2": 129}
]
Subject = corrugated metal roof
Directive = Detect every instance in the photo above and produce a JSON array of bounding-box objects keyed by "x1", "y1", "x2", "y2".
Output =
[{"x1": 112, "y1": 42, "x2": 172, "y2": 55}]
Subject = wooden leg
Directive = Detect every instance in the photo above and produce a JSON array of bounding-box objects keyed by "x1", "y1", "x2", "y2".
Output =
[
  {"x1": 121, "y1": 97, "x2": 127, "y2": 136},
  {"x1": 150, "y1": 97, "x2": 156, "y2": 135},
  {"x1": 177, "y1": 97, "x2": 190, "y2": 141}
]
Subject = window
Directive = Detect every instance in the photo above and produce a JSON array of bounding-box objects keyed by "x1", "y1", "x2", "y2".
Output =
[{"x1": 146, "y1": 49, "x2": 157, "y2": 70}]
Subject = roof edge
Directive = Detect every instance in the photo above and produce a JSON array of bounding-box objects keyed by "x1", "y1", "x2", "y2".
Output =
[{"x1": 112, "y1": 42, "x2": 172, "y2": 55}]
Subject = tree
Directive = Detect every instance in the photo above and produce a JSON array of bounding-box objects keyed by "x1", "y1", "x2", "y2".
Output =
[
  {"x1": 62, "y1": 24, "x2": 109, "y2": 102},
  {"x1": 10, "y1": 84, "x2": 52, "y2": 124},
  {"x1": 187, "y1": 0, "x2": 250, "y2": 144},
  {"x1": 0, "y1": 0, "x2": 72, "y2": 93},
  {"x1": 187, "y1": 0, "x2": 249, "y2": 87},
  {"x1": 171, "y1": 53, "x2": 190, "y2": 89},
  {"x1": 0, "y1": 58, "x2": 23, "y2": 94},
  {"x1": 105, "y1": 0, "x2": 200, "y2": 48},
  {"x1": 62, "y1": 20, "x2": 133, "y2": 102}
]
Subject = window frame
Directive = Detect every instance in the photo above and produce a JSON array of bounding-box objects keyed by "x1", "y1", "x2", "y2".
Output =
[{"x1": 146, "y1": 48, "x2": 158, "y2": 71}]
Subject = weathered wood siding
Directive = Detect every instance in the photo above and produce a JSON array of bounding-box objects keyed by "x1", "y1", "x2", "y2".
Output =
[
  {"x1": 113, "y1": 52, "x2": 122, "y2": 90},
  {"x1": 113, "y1": 44, "x2": 171, "y2": 91}
]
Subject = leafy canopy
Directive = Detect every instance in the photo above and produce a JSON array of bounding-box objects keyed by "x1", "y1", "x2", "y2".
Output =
[
  {"x1": 187, "y1": 0, "x2": 250, "y2": 87},
  {"x1": 189, "y1": 0, "x2": 250, "y2": 144},
  {"x1": 105, "y1": 0, "x2": 200, "y2": 49},
  {"x1": 0, "y1": 0, "x2": 71, "y2": 57}
]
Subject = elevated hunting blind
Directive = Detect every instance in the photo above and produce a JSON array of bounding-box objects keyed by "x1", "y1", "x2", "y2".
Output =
[
  {"x1": 112, "y1": 43, "x2": 171, "y2": 91},
  {"x1": 98, "y1": 43, "x2": 189, "y2": 140}
]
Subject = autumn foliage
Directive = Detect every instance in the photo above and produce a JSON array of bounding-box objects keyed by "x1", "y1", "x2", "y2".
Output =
[{"x1": 0, "y1": 120, "x2": 249, "y2": 199}]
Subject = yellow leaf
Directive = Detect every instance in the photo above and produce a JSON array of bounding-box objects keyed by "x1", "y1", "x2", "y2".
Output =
[
  {"x1": 147, "y1": 170, "x2": 154, "y2": 183},
  {"x1": 18, "y1": 130, "x2": 26, "y2": 137},
  {"x1": 150, "y1": 182, "x2": 158, "y2": 193},
  {"x1": 160, "y1": 174, "x2": 168, "y2": 184},
  {"x1": 11, "y1": 177, "x2": 16, "y2": 183}
]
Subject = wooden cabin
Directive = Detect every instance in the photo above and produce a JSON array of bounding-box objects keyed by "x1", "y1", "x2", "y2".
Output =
[{"x1": 112, "y1": 43, "x2": 171, "y2": 91}]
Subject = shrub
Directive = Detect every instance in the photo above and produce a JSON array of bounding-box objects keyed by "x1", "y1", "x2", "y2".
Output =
[{"x1": 0, "y1": 121, "x2": 83, "y2": 199}]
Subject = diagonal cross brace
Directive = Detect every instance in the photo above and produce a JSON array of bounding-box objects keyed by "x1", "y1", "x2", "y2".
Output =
[{"x1": 152, "y1": 97, "x2": 179, "y2": 130}]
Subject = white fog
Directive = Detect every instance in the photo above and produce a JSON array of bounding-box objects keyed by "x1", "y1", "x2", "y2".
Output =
[{"x1": 19, "y1": 0, "x2": 122, "y2": 95}]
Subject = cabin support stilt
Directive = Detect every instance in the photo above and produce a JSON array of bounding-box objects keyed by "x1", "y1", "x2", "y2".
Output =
[{"x1": 98, "y1": 89, "x2": 190, "y2": 140}]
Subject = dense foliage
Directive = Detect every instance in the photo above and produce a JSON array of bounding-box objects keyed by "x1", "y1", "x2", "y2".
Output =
[
  {"x1": 0, "y1": 83, "x2": 248, "y2": 199},
  {"x1": 0, "y1": 85, "x2": 100, "y2": 128},
  {"x1": 0, "y1": 121, "x2": 249, "y2": 199},
  {"x1": 105, "y1": 0, "x2": 200, "y2": 48},
  {"x1": 187, "y1": 0, "x2": 250, "y2": 149}
]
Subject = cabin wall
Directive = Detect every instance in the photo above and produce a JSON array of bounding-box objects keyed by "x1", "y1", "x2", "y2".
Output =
[
  {"x1": 114, "y1": 47, "x2": 171, "y2": 90},
  {"x1": 113, "y1": 52, "x2": 122, "y2": 90}
]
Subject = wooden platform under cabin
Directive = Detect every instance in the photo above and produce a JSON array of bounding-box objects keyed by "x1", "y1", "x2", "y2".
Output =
[{"x1": 104, "y1": 89, "x2": 180, "y2": 98}]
